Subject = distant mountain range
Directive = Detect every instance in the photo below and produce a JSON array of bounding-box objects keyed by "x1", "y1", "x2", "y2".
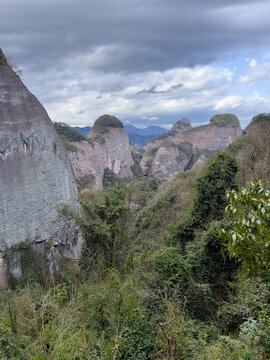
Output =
[
  {"x1": 74, "y1": 126, "x2": 92, "y2": 138},
  {"x1": 73, "y1": 124, "x2": 167, "y2": 147}
]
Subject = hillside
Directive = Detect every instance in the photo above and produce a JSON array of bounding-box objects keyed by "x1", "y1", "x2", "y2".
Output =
[{"x1": 1, "y1": 116, "x2": 269, "y2": 359}]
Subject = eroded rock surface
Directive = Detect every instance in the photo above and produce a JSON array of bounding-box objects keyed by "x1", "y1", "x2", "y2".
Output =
[
  {"x1": 0, "y1": 50, "x2": 80, "y2": 272},
  {"x1": 69, "y1": 115, "x2": 135, "y2": 188},
  {"x1": 142, "y1": 115, "x2": 241, "y2": 180},
  {"x1": 141, "y1": 142, "x2": 192, "y2": 179},
  {"x1": 144, "y1": 115, "x2": 241, "y2": 152}
]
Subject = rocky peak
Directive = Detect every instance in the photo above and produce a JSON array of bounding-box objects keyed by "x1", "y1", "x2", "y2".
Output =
[
  {"x1": 245, "y1": 113, "x2": 270, "y2": 134},
  {"x1": 172, "y1": 118, "x2": 192, "y2": 132},
  {"x1": 90, "y1": 114, "x2": 123, "y2": 135}
]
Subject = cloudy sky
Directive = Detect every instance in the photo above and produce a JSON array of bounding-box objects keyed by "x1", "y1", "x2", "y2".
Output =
[{"x1": 1, "y1": 0, "x2": 270, "y2": 128}]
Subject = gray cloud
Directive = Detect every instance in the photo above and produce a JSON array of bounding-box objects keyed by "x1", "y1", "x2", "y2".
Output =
[
  {"x1": 1, "y1": 0, "x2": 270, "y2": 73},
  {"x1": 136, "y1": 83, "x2": 183, "y2": 95},
  {"x1": 1, "y1": 0, "x2": 270, "y2": 128}
]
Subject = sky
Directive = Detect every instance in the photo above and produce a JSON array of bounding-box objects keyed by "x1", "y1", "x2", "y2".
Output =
[{"x1": 1, "y1": 0, "x2": 270, "y2": 129}]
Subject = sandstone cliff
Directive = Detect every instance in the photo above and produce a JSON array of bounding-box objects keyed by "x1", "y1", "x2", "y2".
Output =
[
  {"x1": 141, "y1": 141, "x2": 193, "y2": 179},
  {"x1": 141, "y1": 114, "x2": 241, "y2": 180},
  {"x1": 0, "y1": 49, "x2": 81, "y2": 287},
  {"x1": 69, "y1": 115, "x2": 135, "y2": 189},
  {"x1": 144, "y1": 114, "x2": 241, "y2": 152}
]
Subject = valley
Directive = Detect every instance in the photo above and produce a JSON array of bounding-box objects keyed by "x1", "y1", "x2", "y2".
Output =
[{"x1": 0, "y1": 47, "x2": 270, "y2": 360}]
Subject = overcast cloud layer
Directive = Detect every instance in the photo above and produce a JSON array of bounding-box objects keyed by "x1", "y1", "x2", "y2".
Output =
[{"x1": 1, "y1": 0, "x2": 270, "y2": 128}]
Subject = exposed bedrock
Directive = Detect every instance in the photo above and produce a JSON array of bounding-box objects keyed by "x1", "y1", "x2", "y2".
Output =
[
  {"x1": 0, "y1": 49, "x2": 81, "y2": 287},
  {"x1": 69, "y1": 115, "x2": 135, "y2": 189}
]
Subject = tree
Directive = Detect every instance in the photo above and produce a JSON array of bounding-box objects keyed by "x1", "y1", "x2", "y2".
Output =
[
  {"x1": 222, "y1": 180, "x2": 270, "y2": 279},
  {"x1": 174, "y1": 152, "x2": 238, "y2": 247},
  {"x1": 61, "y1": 186, "x2": 131, "y2": 275}
]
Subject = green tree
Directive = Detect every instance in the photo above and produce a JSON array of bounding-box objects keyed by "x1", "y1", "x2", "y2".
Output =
[
  {"x1": 222, "y1": 180, "x2": 270, "y2": 279},
  {"x1": 174, "y1": 152, "x2": 238, "y2": 246},
  {"x1": 61, "y1": 186, "x2": 131, "y2": 275}
]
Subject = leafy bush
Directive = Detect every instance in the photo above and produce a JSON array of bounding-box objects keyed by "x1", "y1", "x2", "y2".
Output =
[
  {"x1": 102, "y1": 168, "x2": 122, "y2": 189},
  {"x1": 54, "y1": 122, "x2": 86, "y2": 142},
  {"x1": 173, "y1": 152, "x2": 238, "y2": 247},
  {"x1": 223, "y1": 180, "x2": 270, "y2": 279}
]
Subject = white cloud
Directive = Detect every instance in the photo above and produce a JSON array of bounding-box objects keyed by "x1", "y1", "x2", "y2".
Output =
[
  {"x1": 239, "y1": 61, "x2": 270, "y2": 84},
  {"x1": 214, "y1": 92, "x2": 270, "y2": 126},
  {"x1": 23, "y1": 59, "x2": 235, "y2": 127},
  {"x1": 249, "y1": 58, "x2": 257, "y2": 68}
]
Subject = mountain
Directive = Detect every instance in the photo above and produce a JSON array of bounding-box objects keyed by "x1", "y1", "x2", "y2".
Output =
[
  {"x1": 124, "y1": 124, "x2": 167, "y2": 147},
  {"x1": 66, "y1": 115, "x2": 139, "y2": 189},
  {"x1": 74, "y1": 124, "x2": 167, "y2": 148},
  {"x1": 144, "y1": 114, "x2": 241, "y2": 151},
  {"x1": 74, "y1": 126, "x2": 92, "y2": 137},
  {"x1": 124, "y1": 124, "x2": 167, "y2": 136},
  {"x1": 141, "y1": 115, "x2": 241, "y2": 179},
  {"x1": 0, "y1": 49, "x2": 81, "y2": 289}
]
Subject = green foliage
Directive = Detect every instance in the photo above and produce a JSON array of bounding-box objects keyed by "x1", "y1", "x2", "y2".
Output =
[
  {"x1": 177, "y1": 141, "x2": 193, "y2": 156},
  {"x1": 192, "y1": 152, "x2": 238, "y2": 226},
  {"x1": 54, "y1": 122, "x2": 85, "y2": 142},
  {"x1": 92, "y1": 114, "x2": 124, "y2": 134},
  {"x1": 249, "y1": 113, "x2": 270, "y2": 126},
  {"x1": 172, "y1": 152, "x2": 238, "y2": 247},
  {"x1": 102, "y1": 168, "x2": 122, "y2": 189},
  {"x1": 151, "y1": 129, "x2": 177, "y2": 142},
  {"x1": 131, "y1": 170, "x2": 197, "y2": 250},
  {"x1": 187, "y1": 221, "x2": 238, "y2": 286},
  {"x1": 210, "y1": 113, "x2": 239, "y2": 127},
  {"x1": 144, "y1": 147, "x2": 159, "y2": 158},
  {"x1": 153, "y1": 247, "x2": 191, "y2": 289},
  {"x1": 61, "y1": 186, "x2": 131, "y2": 275},
  {"x1": 223, "y1": 180, "x2": 270, "y2": 279},
  {"x1": 85, "y1": 270, "x2": 156, "y2": 359},
  {"x1": 54, "y1": 122, "x2": 85, "y2": 152}
]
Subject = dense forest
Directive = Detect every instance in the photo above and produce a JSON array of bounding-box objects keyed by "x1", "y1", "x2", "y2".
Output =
[{"x1": 0, "y1": 115, "x2": 269, "y2": 359}]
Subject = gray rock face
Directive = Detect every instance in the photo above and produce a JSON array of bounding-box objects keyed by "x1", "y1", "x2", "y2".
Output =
[
  {"x1": 141, "y1": 142, "x2": 192, "y2": 179},
  {"x1": 0, "y1": 51, "x2": 80, "y2": 257}
]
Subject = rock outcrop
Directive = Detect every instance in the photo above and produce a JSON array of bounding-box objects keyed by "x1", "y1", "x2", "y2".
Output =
[
  {"x1": 69, "y1": 115, "x2": 135, "y2": 188},
  {"x1": 141, "y1": 141, "x2": 193, "y2": 179},
  {"x1": 0, "y1": 49, "x2": 81, "y2": 287},
  {"x1": 142, "y1": 114, "x2": 241, "y2": 180},
  {"x1": 144, "y1": 114, "x2": 241, "y2": 152}
]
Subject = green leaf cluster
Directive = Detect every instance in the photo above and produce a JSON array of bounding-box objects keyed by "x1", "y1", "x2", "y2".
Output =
[{"x1": 223, "y1": 180, "x2": 270, "y2": 279}]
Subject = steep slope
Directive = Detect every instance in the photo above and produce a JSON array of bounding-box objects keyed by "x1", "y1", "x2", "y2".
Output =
[
  {"x1": 0, "y1": 49, "x2": 81, "y2": 286},
  {"x1": 69, "y1": 115, "x2": 135, "y2": 188},
  {"x1": 227, "y1": 113, "x2": 270, "y2": 185},
  {"x1": 141, "y1": 141, "x2": 193, "y2": 179}
]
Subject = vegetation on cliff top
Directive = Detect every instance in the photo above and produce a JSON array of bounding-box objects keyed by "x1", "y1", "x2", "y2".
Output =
[
  {"x1": 210, "y1": 113, "x2": 240, "y2": 127},
  {"x1": 54, "y1": 122, "x2": 86, "y2": 151},
  {"x1": 92, "y1": 114, "x2": 124, "y2": 133}
]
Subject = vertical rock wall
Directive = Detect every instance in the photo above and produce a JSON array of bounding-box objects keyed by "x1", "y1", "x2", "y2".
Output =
[{"x1": 0, "y1": 50, "x2": 81, "y2": 287}]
